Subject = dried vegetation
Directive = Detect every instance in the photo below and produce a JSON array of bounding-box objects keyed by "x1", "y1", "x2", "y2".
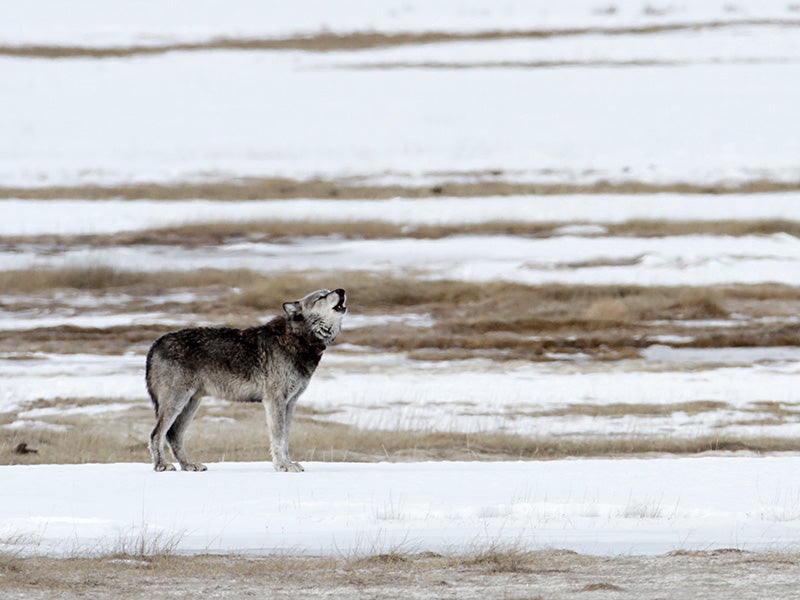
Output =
[
  {"x1": 3, "y1": 18, "x2": 798, "y2": 59},
  {"x1": 2, "y1": 176, "x2": 800, "y2": 201},
  {"x1": 2, "y1": 265, "x2": 800, "y2": 359},
  {"x1": 2, "y1": 547, "x2": 800, "y2": 599},
  {"x1": 4, "y1": 400, "x2": 800, "y2": 468}
]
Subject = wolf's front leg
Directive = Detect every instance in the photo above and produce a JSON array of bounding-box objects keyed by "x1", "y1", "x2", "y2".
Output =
[{"x1": 264, "y1": 397, "x2": 303, "y2": 472}]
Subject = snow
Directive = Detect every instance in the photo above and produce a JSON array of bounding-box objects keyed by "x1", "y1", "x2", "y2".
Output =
[
  {"x1": 5, "y1": 194, "x2": 800, "y2": 236},
  {"x1": 3, "y1": 458, "x2": 800, "y2": 557},
  {"x1": 2, "y1": 348, "x2": 798, "y2": 439},
  {"x1": 0, "y1": 310, "x2": 192, "y2": 331},
  {"x1": 5, "y1": 232, "x2": 799, "y2": 287},
  {"x1": 3, "y1": 1, "x2": 800, "y2": 561},
  {"x1": 0, "y1": 354, "x2": 144, "y2": 413},
  {"x1": 2, "y1": 23, "x2": 800, "y2": 188}
]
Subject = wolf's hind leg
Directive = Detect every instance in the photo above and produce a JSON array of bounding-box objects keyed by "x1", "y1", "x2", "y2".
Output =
[
  {"x1": 149, "y1": 388, "x2": 194, "y2": 472},
  {"x1": 167, "y1": 394, "x2": 207, "y2": 471}
]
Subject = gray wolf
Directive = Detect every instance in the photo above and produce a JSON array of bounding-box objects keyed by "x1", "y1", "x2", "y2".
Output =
[{"x1": 145, "y1": 288, "x2": 346, "y2": 472}]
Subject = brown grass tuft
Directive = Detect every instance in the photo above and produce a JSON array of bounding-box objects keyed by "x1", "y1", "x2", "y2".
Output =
[
  {"x1": 581, "y1": 582, "x2": 625, "y2": 592},
  {"x1": 461, "y1": 545, "x2": 538, "y2": 573},
  {"x1": 584, "y1": 298, "x2": 634, "y2": 323}
]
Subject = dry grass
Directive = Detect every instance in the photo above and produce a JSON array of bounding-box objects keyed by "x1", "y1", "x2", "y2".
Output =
[
  {"x1": 606, "y1": 218, "x2": 800, "y2": 238},
  {"x1": 0, "y1": 266, "x2": 256, "y2": 294},
  {"x1": 521, "y1": 400, "x2": 731, "y2": 419},
  {"x1": 2, "y1": 266, "x2": 800, "y2": 358},
  {"x1": 2, "y1": 177, "x2": 800, "y2": 201},
  {"x1": 582, "y1": 287, "x2": 728, "y2": 323},
  {"x1": 4, "y1": 401, "x2": 800, "y2": 468},
  {"x1": 2, "y1": 18, "x2": 798, "y2": 58},
  {"x1": 0, "y1": 265, "x2": 145, "y2": 292},
  {"x1": 2, "y1": 549, "x2": 800, "y2": 599}
]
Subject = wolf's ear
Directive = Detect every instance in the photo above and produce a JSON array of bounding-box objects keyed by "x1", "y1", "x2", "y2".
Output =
[{"x1": 282, "y1": 301, "x2": 301, "y2": 316}]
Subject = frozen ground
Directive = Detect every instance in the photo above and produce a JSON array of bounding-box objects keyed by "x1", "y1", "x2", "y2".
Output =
[{"x1": 3, "y1": 458, "x2": 800, "y2": 557}]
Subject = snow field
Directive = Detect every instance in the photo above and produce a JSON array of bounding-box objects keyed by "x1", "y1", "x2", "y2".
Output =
[
  {"x1": 3, "y1": 56, "x2": 797, "y2": 188},
  {"x1": 3, "y1": 195, "x2": 800, "y2": 236},
  {"x1": 3, "y1": 350, "x2": 799, "y2": 439},
  {"x1": 4, "y1": 458, "x2": 800, "y2": 557},
  {"x1": 2, "y1": 9, "x2": 800, "y2": 188},
  {"x1": 3, "y1": 0, "x2": 800, "y2": 561},
  {"x1": 6, "y1": 231, "x2": 800, "y2": 287}
]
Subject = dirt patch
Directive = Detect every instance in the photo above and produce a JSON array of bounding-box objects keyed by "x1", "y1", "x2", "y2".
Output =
[{"x1": 1, "y1": 550, "x2": 799, "y2": 599}]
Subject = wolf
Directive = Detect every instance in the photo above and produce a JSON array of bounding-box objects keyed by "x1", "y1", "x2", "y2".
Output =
[{"x1": 145, "y1": 288, "x2": 346, "y2": 472}]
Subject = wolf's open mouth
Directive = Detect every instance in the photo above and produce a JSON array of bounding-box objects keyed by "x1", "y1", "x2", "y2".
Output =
[{"x1": 333, "y1": 289, "x2": 347, "y2": 313}]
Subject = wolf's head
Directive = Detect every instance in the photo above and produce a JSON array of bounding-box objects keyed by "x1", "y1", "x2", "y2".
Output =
[{"x1": 283, "y1": 288, "x2": 347, "y2": 345}]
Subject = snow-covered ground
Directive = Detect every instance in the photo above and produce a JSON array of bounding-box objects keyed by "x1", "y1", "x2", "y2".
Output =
[
  {"x1": 2, "y1": 0, "x2": 796, "y2": 47},
  {"x1": 3, "y1": 56, "x2": 797, "y2": 188},
  {"x1": 3, "y1": 348, "x2": 799, "y2": 439},
  {"x1": 6, "y1": 231, "x2": 800, "y2": 287},
  {"x1": 2, "y1": 2, "x2": 799, "y2": 188},
  {"x1": 4, "y1": 458, "x2": 800, "y2": 557},
  {"x1": 4, "y1": 195, "x2": 800, "y2": 236},
  {"x1": 5, "y1": 195, "x2": 800, "y2": 288},
  {"x1": 3, "y1": 1, "x2": 800, "y2": 561}
]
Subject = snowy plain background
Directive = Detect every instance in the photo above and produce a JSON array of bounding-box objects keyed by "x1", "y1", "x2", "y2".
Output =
[
  {"x1": 2, "y1": 0, "x2": 800, "y2": 558},
  {"x1": 2, "y1": 0, "x2": 800, "y2": 188}
]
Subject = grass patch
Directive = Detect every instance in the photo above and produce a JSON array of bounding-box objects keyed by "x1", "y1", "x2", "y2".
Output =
[
  {"x1": 3, "y1": 19, "x2": 799, "y2": 58},
  {"x1": 0, "y1": 266, "x2": 258, "y2": 294},
  {"x1": 2, "y1": 267, "x2": 800, "y2": 358},
  {"x1": 2, "y1": 176, "x2": 800, "y2": 201},
  {"x1": 2, "y1": 549, "x2": 799, "y2": 599},
  {"x1": 1, "y1": 265, "x2": 797, "y2": 313},
  {"x1": 5, "y1": 404, "x2": 800, "y2": 468},
  {"x1": 104, "y1": 526, "x2": 184, "y2": 560},
  {"x1": 517, "y1": 400, "x2": 731, "y2": 419},
  {"x1": 0, "y1": 259, "x2": 798, "y2": 364}
]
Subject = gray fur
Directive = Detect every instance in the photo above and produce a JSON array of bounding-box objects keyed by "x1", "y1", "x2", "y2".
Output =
[{"x1": 146, "y1": 288, "x2": 346, "y2": 472}]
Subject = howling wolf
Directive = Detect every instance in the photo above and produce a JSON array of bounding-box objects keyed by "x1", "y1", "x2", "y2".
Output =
[{"x1": 145, "y1": 288, "x2": 346, "y2": 472}]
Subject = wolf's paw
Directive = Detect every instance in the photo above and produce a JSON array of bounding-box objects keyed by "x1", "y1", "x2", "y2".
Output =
[
  {"x1": 181, "y1": 462, "x2": 208, "y2": 472},
  {"x1": 154, "y1": 462, "x2": 177, "y2": 472},
  {"x1": 275, "y1": 461, "x2": 304, "y2": 473}
]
